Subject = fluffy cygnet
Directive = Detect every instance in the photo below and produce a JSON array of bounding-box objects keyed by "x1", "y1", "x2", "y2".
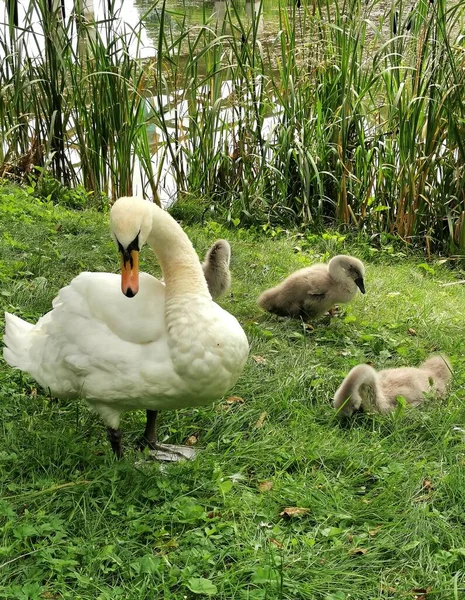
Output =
[
  {"x1": 258, "y1": 254, "x2": 365, "y2": 319},
  {"x1": 333, "y1": 355, "x2": 452, "y2": 417}
]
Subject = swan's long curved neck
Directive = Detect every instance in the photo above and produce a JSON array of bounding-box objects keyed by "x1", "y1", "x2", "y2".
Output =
[
  {"x1": 328, "y1": 256, "x2": 349, "y2": 282},
  {"x1": 338, "y1": 364, "x2": 378, "y2": 407},
  {"x1": 147, "y1": 204, "x2": 210, "y2": 299}
]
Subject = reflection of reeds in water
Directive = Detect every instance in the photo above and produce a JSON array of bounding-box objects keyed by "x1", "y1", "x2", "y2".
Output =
[{"x1": 1, "y1": 0, "x2": 465, "y2": 252}]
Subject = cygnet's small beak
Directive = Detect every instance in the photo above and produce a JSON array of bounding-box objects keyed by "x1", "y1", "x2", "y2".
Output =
[
  {"x1": 121, "y1": 249, "x2": 139, "y2": 297},
  {"x1": 355, "y1": 277, "x2": 365, "y2": 294}
]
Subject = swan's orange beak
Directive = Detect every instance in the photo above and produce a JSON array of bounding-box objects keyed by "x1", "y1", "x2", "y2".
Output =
[{"x1": 121, "y1": 250, "x2": 139, "y2": 298}]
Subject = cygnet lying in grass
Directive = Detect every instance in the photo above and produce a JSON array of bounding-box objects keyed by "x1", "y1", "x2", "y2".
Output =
[{"x1": 333, "y1": 355, "x2": 452, "y2": 417}]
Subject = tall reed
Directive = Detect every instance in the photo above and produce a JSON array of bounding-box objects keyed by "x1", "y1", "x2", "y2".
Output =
[
  {"x1": 0, "y1": 0, "x2": 156, "y2": 201},
  {"x1": 1, "y1": 0, "x2": 465, "y2": 252}
]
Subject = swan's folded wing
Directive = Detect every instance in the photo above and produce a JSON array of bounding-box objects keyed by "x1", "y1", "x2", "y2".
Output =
[
  {"x1": 27, "y1": 271, "x2": 171, "y2": 399},
  {"x1": 52, "y1": 271, "x2": 167, "y2": 344},
  {"x1": 303, "y1": 266, "x2": 330, "y2": 298}
]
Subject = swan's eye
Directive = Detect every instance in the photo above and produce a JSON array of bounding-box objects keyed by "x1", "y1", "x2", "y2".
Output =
[
  {"x1": 117, "y1": 235, "x2": 140, "y2": 264},
  {"x1": 126, "y1": 236, "x2": 140, "y2": 254}
]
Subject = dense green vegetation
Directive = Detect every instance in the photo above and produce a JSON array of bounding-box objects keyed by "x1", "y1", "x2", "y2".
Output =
[
  {"x1": 1, "y1": 0, "x2": 465, "y2": 252},
  {"x1": 1, "y1": 185, "x2": 465, "y2": 598}
]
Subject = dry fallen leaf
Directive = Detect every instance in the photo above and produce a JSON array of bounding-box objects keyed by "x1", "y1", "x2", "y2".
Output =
[
  {"x1": 410, "y1": 586, "x2": 432, "y2": 600},
  {"x1": 254, "y1": 411, "x2": 267, "y2": 429},
  {"x1": 185, "y1": 435, "x2": 198, "y2": 446},
  {"x1": 252, "y1": 355, "x2": 267, "y2": 364},
  {"x1": 349, "y1": 547, "x2": 368, "y2": 555},
  {"x1": 207, "y1": 511, "x2": 222, "y2": 519},
  {"x1": 269, "y1": 538, "x2": 283, "y2": 548},
  {"x1": 408, "y1": 328, "x2": 417, "y2": 336},
  {"x1": 258, "y1": 480, "x2": 274, "y2": 492},
  {"x1": 422, "y1": 479, "x2": 433, "y2": 490},
  {"x1": 279, "y1": 507, "x2": 310, "y2": 518},
  {"x1": 226, "y1": 396, "x2": 245, "y2": 404}
]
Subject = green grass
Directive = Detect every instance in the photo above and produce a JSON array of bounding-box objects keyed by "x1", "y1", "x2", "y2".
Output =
[{"x1": 1, "y1": 184, "x2": 465, "y2": 599}]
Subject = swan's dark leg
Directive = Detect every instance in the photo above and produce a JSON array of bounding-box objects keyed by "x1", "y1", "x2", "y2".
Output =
[
  {"x1": 107, "y1": 427, "x2": 123, "y2": 459},
  {"x1": 137, "y1": 410, "x2": 198, "y2": 462},
  {"x1": 137, "y1": 409, "x2": 158, "y2": 450}
]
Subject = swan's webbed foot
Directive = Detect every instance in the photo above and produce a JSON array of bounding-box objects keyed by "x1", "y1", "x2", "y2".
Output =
[
  {"x1": 136, "y1": 437, "x2": 158, "y2": 451},
  {"x1": 328, "y1": 306, "x2": 340, "y2": 317},
  {"x1": 107, "y1": 427, "x2": 123, "y2": 459},
  {"x1": 136, "y1": 409, "x2": 199, "y2": 461},
  {"x1": 147, "y1": 443, "x2": 199, "y2": 462}
]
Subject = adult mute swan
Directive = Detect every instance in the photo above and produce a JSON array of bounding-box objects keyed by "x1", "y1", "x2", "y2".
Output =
[
  {"x1": 257, "y1": 255, "x2": 365, "y2": 320},
  {"x1": 333, "y1": 355, "x2": 452, "y2": 417},
  {"x1": 3, "y1": 197, "x2": 249, "y2": 458}
]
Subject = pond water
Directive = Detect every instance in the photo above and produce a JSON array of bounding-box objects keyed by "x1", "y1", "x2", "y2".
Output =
[
  {"x1": 2, "y1": 0, "x2": 407, "y2": 59},
  {"x1": 0, "y1": 0, "x2": 284, "y2": 58}
]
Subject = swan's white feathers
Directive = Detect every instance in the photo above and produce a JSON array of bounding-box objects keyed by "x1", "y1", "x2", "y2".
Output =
[
  {"x1": 3, "y1": 312, "x2": 34, "y2": 370},
  {"x1": 4, "y1": 271, "x2": 248, "y2": 426},
  {"x1": 53, "y1": 271, "x2": 167, "y2": 344}
]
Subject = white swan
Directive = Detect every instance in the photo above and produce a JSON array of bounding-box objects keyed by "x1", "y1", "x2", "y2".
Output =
[
  {"x1": 333, "y1": 355, "x2": 452, "y2": 417},
  {"x1": 3, "y1": 197, "x2": 249, "y2": 458},
  {"x1": 257, "y1": 255, "x2": 365, "y2": 320}
]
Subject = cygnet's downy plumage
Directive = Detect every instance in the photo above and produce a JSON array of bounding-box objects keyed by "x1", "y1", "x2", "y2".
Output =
[
  {"x1": 202, "y1": 239, "x2": 231, "y2": 299},
  {"x1": 257, "y1": 255, "x2": 365, "y2": 319},
  {"x1": 333, "y1": 355, "x2": 452, "y2": 417}
]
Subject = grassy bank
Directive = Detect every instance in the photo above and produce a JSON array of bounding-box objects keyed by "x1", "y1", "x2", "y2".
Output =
[{"x1": 1, "y1": 185, "x2": 465, "y2": 598}]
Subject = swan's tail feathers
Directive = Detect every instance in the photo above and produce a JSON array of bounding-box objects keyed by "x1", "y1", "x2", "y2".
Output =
[
  {"x1": 204, "y1": 239, "x2": 231, "y2": 266},
  {"x1": 3, "y1": 312, "x2": 34, "y2": 371},
  {"x1": 333, "y1": 364, "x2": 378, "y2": 417},
  {"x1": 421, "y1": 354, "x2": 452, "y2": 390}
]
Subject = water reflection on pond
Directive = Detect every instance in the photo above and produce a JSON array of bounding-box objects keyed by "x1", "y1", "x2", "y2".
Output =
[{"x1": 135, "y1": 0, "x2": 270, "y2": 42}]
